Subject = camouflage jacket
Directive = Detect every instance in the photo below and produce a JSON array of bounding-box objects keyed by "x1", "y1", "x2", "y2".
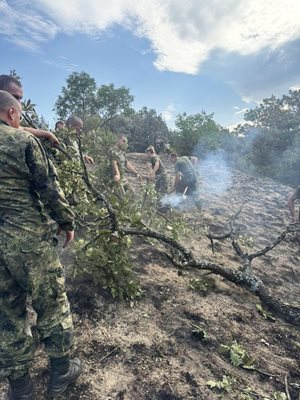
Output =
[
  {"x1": 110, "y1": 146, "x2": 127, "y2": 179},
  {"x1": 0, "y1": 122, "x2": 75, "y2": 235}
]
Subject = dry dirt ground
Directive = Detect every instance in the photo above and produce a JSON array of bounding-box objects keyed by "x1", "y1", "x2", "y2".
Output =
[{"x1": 1, "y1": 154, "x2": 299, "y2": 399}]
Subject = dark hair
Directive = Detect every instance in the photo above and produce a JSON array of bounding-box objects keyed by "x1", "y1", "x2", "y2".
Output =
[
  {"x1": 0, "y1": 75, "x2": 22, "y2": 91},
  {"x1": 55, "y1": 120, "x2": 64, "y2": 130}
]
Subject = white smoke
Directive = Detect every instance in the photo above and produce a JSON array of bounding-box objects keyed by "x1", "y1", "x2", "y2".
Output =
[{"x1": 197, "y1": 151, "x2": 232, "y2": 195}]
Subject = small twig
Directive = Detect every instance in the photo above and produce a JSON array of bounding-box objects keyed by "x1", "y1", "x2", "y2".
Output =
[
  {"x1": 209, "y1": 237, "x2": 215, "y2": 253},
  {"x1": 253, "y1": 368, "x2": 278, "y2": 379},
  {"x1": 290, "y1": 266, "x2": 298, "y2": 281},
  {"x1": 98, "y1": 346, "x2": 119, "y2": 364},
  {"x1": 285, "y1": 374, "x2": 292, "y2": 400},
  {"x1": 167, "y1": 381, "x2": 175, "y2": 395},
  {"x1": 227, "y1": 202, "x2": 245, "y2": 223}
]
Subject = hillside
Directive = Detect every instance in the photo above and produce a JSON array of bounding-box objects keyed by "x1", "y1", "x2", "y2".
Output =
[{"x1": 0, "y1": 153, "x2": 299, "y2": 400}]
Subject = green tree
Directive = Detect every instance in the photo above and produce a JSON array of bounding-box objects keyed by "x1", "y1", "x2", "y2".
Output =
[
  {"x1": 54, "y1": 73, "x2": 135, "y2": 129},
  {"x1": 172, "y1": 112, "x2": 223, "y2": 156},
  {"x1": 96, "y1": 84, "x2": 134, "y2": 127},
  {"x1": 242, "y1": 90, "x2": 300, "y2": 185},
  {"x1": 128, "y1": 107, "x2": 170, "y2": 152},
  {"x1": 54, "y1": 71, "x2": 98, "y2": 121}
]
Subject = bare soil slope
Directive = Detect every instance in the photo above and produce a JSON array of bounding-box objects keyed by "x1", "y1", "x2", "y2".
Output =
[{"x1": 1, "y1": 154, "x2": 299, "y2": 400}]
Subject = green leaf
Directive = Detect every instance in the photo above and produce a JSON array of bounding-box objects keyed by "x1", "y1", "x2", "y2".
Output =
[{"x1": 256, "y1": 304, "x2": 276, "y2": 321}]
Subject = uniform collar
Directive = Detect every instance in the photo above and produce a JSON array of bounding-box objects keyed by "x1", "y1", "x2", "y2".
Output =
[{"x1": 0, "y1": 120, "x2": 9, "y2": 126}]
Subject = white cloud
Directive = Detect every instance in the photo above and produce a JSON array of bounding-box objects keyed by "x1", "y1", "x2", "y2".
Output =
[
  {"x1": 235, "y1": 107, "x2": 248, "y2": 115},
  {"x1": 161, "y1": 103, "x2": 176, "y2": 124},
  {"x1": 290, "y1": 84, "x2": 300, "y2": 91},
  {"x1": 1, "y1": 0, "x2": 300, "y2": 75},
  {"x1": 44, "y1": 57, "x2": 80, "y2": 72},
  {"x1": 0, "y1": 0, "x2": 58, "y2": 51}
]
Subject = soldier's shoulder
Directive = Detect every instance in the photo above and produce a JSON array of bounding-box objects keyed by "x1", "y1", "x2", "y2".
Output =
[
  {"x1": 111, "y1": 146, "x2": 122, "y2": 158},
  {"x1": 0, "y1": 124, "x2": 33, "y2": 143}
]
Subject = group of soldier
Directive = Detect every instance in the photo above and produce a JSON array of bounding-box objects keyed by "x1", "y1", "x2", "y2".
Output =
[
  {"x1": 110, "y1": 134, "x2": 198, "y2": 199},
  {"x1": 0, "y1": 74, "x2": 199, "y2": 400},
  {"x1": 2, "y1": 71, "x2": 300, "y2": 400}
]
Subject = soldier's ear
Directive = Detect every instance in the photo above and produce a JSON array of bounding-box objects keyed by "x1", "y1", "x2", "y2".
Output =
[{"x1": 8, "y1": 106, "x2": 15, "y2": 121}]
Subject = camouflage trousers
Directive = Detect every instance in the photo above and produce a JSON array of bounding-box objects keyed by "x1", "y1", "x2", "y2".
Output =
[
  {"x1": 0, "y1": 232, "x2": 74, "y2": 379},
  {"x1": 155, "y1": 173, "x2": 168, "y2": 195}
]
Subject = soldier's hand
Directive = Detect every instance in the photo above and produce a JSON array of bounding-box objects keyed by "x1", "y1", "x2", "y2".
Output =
[
  {"x1": 47, "y1": 132, "x2": 60, "y2": 147},
  {"x1": 84, "y1": 155, "x2": 94, "y2": 164},
  {"x1": 114, "y1": 174, "x2": 120, "y2": 182},
  {"x1": 56, "y1": 227, "x2": 75, "y2": 248},
  {"x1": 149, "y1": 172, "x2": 155, "y2": 181},
  {"x1": 136, "y1": 173, "x2": 142, "y2": 180}
]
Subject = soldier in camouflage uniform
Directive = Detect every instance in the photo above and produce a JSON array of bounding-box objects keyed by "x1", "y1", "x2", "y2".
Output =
[
  {"x1": 145, "y1": 145, "x2": 168, "y2": 195},
  {"x1": 170, "y1": 152, "x2": 198, "y2": 196},
  {"x1": 111, "y1": 134, "x2": 142, "y2": 197},
  {"x1": 0, "y1": 74, "x2": 60, "y2": 147},
  {"x1": 0, "y1": 91, "x2": 81, "y2": 399}
]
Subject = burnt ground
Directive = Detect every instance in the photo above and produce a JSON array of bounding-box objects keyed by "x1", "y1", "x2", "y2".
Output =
[{"x1": 0, "y1": 153, "x2": 300, "y2": 399}]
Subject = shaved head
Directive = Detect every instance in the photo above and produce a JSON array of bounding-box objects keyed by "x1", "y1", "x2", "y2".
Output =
[
  {"x1": 0, "y1": 90, "x2": 20, "y2": 112},
  {"x1": 0, "y1": 90, "x2": 22, "y2": 128},
  {"x1": 66, "y1": 116, "x2": 83, "y2": 129},
  {"x1": 66, "y1": 115, "x2": 83, "y2": 134}
]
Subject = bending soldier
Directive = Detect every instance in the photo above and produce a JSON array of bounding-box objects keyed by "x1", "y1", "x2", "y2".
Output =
[
  {"x1": 0, "y1": 91, "x2": 81, "y2": 399},
  {"x1": 170, "y1": 153, "x2": 198, "y2": 196}
]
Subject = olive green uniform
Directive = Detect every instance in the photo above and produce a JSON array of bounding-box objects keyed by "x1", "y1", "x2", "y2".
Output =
[
  {"x1": 110, "y1": 146, "x2": 132, "y2": 196},
  {"x1": 148, "y1": 155, "x2": 168, "y2": 194},
  {"x1": 0, "y1": 122, "x2": 75, "y2": 379},
  {"x1": 174, "y1": 156, "x2": 197, "y2": 195}
]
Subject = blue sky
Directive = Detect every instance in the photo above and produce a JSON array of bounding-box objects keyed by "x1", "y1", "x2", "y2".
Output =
[{"x1": 1, "y1": 0, "x2": 300, "y2": 129}]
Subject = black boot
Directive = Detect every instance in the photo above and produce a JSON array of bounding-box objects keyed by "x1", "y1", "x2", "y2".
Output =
[
  {"x1": 8, "y1": 372, "x2": 33, "y2": 400},
  {"x1": 48, "y1": 356, "x2": 82, "y2": 397}
]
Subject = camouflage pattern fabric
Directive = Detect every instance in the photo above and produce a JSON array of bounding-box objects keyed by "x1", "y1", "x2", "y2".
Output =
[
  {"x1": 155, "y1": 173, "x2": 168, "y2": 195},
  {"x1": 149, "y1": 155, "x2": 168, "y2": 195},
  {"x1": 110, "y1": 146, "x2": 126, "y2": 178},
  {"x1": 174, "y1": 156, "x2": 197, "y2": 179},
  {"x1": 0, "y1": 123, "x2": 75, "y2": 378},
  {"x1": 110, "y1": 146, "x2": 132, "y2": 197},
  {"x1": 150, "y1": 155, "x2": 165, "y2": 175},
  {"x1": 174, "y1": 156, "x2": 197, "y2": 196},
  {"x1": 0, "y1": 236, "x2": 73, "y2": 379}
]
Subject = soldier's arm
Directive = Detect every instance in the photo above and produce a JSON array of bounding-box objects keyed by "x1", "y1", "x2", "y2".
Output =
[
  {"x1": 125, "y1": 159, "x2": 142, "y2": 179},
  {"x1": 112, "y1": 159, "x2": 121, "y2": 182},
  {"x1": 23, "y1": 127, "x2": 60, "y2": 146},
  {"x1": 152, "y1": 160, "x2": 160, "y2": 174},
  {"x1": 25, "y1": 136, "x2": 75, "y2": 233}
]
